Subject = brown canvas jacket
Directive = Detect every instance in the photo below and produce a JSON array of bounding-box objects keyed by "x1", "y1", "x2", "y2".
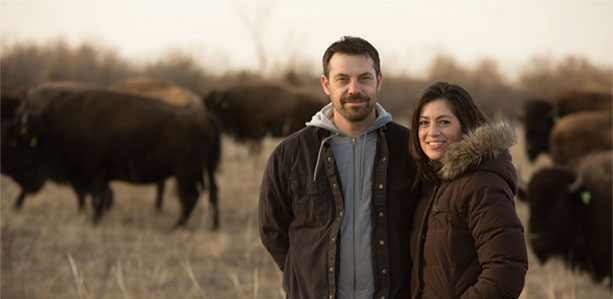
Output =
[
  {"x1": 410, "y1": 122, "x2": 528, "y2": 299},
  {"x1": 259, "y1": 122, "x2": 417, "y2": 299}
]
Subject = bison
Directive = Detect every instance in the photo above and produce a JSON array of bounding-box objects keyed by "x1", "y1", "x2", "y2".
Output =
[
  {"x1": 518, "y1": 151, "x2": 612, "y2": 284},
  {"x1": 7, "y1": 85, "x2": 221, "y2": 228},
  {"x1": 548, "y1": 111, "x2": 612, "y2": 166},
  {"x1": 520, "y1": 91, "x2": 611, "y2": 161},
  {"x1": 203, "y1": 83, "x2": 326, "y2": 154},
  {"x1": 3, "y1": 80, "x2": 208, "y2": 212}
]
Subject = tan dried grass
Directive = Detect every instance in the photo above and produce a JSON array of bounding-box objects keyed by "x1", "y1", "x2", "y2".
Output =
[{"x1": 1, "y1": 130, "x2": 611, "y2": 298}]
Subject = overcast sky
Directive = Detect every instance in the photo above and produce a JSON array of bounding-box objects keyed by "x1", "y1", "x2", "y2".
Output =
[{"x1": 1, "y1": 0, "x2": 612, "y2": 79}]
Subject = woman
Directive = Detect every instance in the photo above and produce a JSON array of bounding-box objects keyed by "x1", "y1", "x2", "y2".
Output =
[{"x1": 408, "y1": 82, "x2": 528, "y2": 298}]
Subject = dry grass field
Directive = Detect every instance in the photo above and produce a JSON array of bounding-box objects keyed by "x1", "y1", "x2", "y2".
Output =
[{"x1": 1, "y1": 124, "x2": 611, "y2": 299}]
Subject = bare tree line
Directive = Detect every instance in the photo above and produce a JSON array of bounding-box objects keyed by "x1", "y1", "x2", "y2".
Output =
[{"x1": 1, "y1": 38, "x2": 610, "y2": 121}]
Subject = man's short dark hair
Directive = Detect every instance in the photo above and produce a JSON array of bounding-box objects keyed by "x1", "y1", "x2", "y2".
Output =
[{"x1": 322, "y1": 36, "x2": 381, "y2": 78}]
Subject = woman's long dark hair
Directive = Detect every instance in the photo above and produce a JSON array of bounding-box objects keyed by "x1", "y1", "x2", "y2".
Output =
[{"x1": 408, "y1": 82, "x2": 487, "y2": 189}]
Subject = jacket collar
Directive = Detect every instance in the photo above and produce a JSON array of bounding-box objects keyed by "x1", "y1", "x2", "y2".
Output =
[{"x1": 437, "y1": 121, "x2": 517, "y2": 181}]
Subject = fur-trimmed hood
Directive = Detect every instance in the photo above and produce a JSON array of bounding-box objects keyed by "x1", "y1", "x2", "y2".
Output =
[{"x1": 438, "y1": 121, "x2": 517, "y2": 181}]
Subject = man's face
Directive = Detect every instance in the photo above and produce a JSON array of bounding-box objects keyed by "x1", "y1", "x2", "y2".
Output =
[{"x1": 321, "y1": 53, "x2": 382, "y2": 123}]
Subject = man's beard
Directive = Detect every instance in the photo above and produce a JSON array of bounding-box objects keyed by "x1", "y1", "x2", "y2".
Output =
[{"x1": 335, "y1": 93, "x2": 376, "y2": 122}]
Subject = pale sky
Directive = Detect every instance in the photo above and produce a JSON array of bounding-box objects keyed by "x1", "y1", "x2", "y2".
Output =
[{"x1": 1, "y1": 0, "x2": 612, "y2": 79}]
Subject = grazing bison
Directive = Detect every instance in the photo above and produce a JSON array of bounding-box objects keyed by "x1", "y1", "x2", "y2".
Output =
[
  {"x1": 520, "y1": 91, "x2": 611, "y2": 161},
  {"x1": 3, "y1": 80, "x2": 205, "y2": 212},
  {"x1": 204, "y1": 83, "x2": 326, "y2": 154},
  {"x1": 518, "y1": 151, "x2": 612, "y2": 284},
  {"x1": 9, "y1": 86, "x2": 221, "y2": 228},
  {"x1": 549, "y1": 111, "x2": 612, "y2": 166},
  {"x1": 110, "y1": 77, "x2": 203, "y2": 109}
]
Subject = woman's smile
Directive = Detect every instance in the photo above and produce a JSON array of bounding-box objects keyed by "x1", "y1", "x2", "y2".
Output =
[{"x1": 418, "y1": 99, "x2": 463, "y2": 160}]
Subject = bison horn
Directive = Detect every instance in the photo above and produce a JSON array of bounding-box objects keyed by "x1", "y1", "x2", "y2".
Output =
[
  {"x1": 567, "y1": 172, "x2": 583, "y2": 193},
  {"x1": 19, "y1": 111, "x2": 30, "y2": 135}
]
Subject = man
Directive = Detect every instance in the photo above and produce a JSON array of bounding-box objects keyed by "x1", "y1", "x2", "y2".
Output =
[{"x1": 259, "y1": 36, "x2": 416, "y2": 299}]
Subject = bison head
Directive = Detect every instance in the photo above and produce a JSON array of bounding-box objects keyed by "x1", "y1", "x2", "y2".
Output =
[
  {"x1": 521, "y1": 167, "x2": 587, "y2": 264},
  {"x1": 1, "y1": 110, "x2": 47, "y2": 194},
  {"x1": 202, "y1": 90, "x2": 233, "y2": 131},
  {"x1": 203, "y1": 90, "x2": 230, "y2": 114},
  {"x1": 521, "y1": 100, "x2": 556, "y2": 161}
]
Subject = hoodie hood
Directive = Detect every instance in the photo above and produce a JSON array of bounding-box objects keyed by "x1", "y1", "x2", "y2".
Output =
[
  {"x1": 438, "y1": 121, "x2": 517, "y2": 186},
  {"x1": 305, "y1": 102, "x2": 392, "y2": 183},
  {"x1": 305, "y1": 102, "x2": 392, "y2": 135}
]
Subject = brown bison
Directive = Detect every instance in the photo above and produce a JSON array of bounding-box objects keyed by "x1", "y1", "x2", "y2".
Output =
[
  {"x1": 3, "y1": 80, "x2": 207, "y2": 212},
  {"x1": 6, "y1": 85, "x2": 221, "y2": 228},
  {"x1": 203, "y1": 83, "x2": 326, "y2": 154},
  {"x1": 549, "y1": 111, "x2": 612, "y2": 166},
  {"x1": 520, "y1": 91, "x2": 611, "y2": 161},
  {"x1": 518, "y1": 151, "x2": 612, "y2": 284}
]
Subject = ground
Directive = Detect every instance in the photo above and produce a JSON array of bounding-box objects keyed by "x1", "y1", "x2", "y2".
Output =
[{"x1": 1, "y1": 126, "x2": 611, "y2": 298}]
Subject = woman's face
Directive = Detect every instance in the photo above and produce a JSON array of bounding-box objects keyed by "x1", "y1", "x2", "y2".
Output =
[{"x1": 418, "y1": 99, "x2": 463, "y2": 161}]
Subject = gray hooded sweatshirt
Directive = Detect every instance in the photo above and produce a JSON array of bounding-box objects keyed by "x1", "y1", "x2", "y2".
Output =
[{"x1": 306, "y1": 102, "x2": 392, "y2": 298}]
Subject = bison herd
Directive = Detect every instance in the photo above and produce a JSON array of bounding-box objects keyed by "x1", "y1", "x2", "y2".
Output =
[
  {"x1": 518, "y1": 91, "x2": 612, "y2": 285},
  {"x1": 1, "y1": 78, "x2": 325, "y2": 229}
]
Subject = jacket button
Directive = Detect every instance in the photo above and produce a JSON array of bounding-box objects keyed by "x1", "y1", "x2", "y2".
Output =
[
  {"x1": 379, "y1": 240, "x2": 384, "y2": 246},
  {"x1": 381, "y1": 296, "x2": 385, "y2": 299},
  {"x1": 382, "y1": 156, "x2": 387, "y2": 162},
  {"x1": 329, "y1": 296, "x2": 334, "y2": 299},
  {"x1": 331, "y1": 237, "x2": 336, "y2": 242},
  {"x1": 327, "y1": 156, "x2": 333, "y2": 162},
  {"x1": 339, "y1": 211, "x2": 344, "y2": 217},
  {"x1": 381, "y1": 268, "x2": 387, "y2": 275},
  {"x1": 332, "y1": 183, "x2": 337, "y2": 189},
  {"x1": 378, "y1": 184, "x2": 384, "y2": 189},
  {"x1": 329, "y1": 266, "x2": 335, "y2": 272},
  {"x1": 378, "y1": 212, "x2": 384, "y2": 218}
]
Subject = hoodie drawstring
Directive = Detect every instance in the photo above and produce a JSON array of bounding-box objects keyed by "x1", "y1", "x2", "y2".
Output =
[
  {"x1": 359, "y1": 131, "x2": 367, "y2": 200},
  {"x1": 313, "y1": 134, "x2": 338, "y2": 182}
]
